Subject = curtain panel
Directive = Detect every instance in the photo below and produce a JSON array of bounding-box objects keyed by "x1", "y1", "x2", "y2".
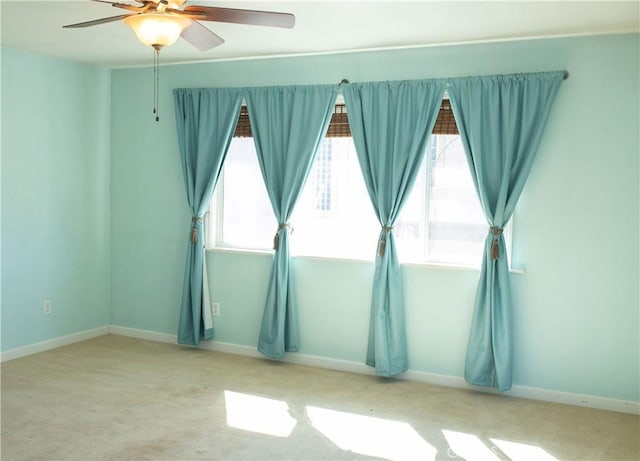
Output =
[
  {"x1": 174, "y1": 88, "x2": 243, "y2": 346},
  {"x1": 244, "y1": 84, "x2": 338, "y2": 359},
  {"x1": 447, "y1": 71, "x2": 565, "y2": 390},
  {"x1": 342, "y1": 80, "x2": 447, "y2": 376}
]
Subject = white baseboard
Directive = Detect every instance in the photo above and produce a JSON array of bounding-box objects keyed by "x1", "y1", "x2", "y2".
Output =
[
  {"x1": 402, "y1": 369, "x2": 640, "y2": 415},
  {"x1": 0, "y1": 326, "x2": 110, "y2": 362},
  {"x1": 108, "y1": 325, "x2": 176, "y2": 344},
  {"x1": 506, "y1": 383, "x2": 639, "y2": 415},
  {"x1": 108, "y1": 325, "x2": 639, "y2": 415},
  {"x1": 4, "y1": 325, "x2": 637, "y2": 415}
]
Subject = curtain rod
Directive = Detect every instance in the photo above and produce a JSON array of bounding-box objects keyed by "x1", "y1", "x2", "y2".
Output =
[{"x1": 339, "y1": 72, "x2": 568, "y2": 85}]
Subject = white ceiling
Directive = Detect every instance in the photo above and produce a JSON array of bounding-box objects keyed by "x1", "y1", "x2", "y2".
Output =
[{"x1": 1, "y1": 0, "x2": 639, "y2": 68}]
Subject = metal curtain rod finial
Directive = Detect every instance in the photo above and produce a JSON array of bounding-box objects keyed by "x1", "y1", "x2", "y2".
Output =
[{"x1": 563, "y1": 71, "x2": 569, "y2": 80}]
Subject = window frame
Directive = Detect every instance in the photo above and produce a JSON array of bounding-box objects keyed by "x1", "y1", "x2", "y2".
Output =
[{"x1": 206, "y1": 98, "x2": 515, "y2": 270}]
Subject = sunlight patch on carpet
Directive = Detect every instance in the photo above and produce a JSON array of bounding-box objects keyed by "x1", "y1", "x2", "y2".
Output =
[
  {"x1": 442, "y1": 429, "x2": 501, "y2": 460},
  {"x1": 306, "y1": 405, "x2": 437, "y2": 460},
  {"x1": 441, "y1": 428, "x2": 560, "y2": 461},
  {"x1": 490, "y1": 438, "x2": 560, "y2": 461},
  {"x1": 224, "y1": 390, "x2": 297, "y2": 437}
]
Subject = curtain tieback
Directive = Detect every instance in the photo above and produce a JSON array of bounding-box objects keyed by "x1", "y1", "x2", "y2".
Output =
[
  {"x1": 489, "y1": 226, "x2": 504, "y2": 260},
  {"x1": 273, "y1": 222, "x2": 291, "y2": 251},
  {"x1": 191, "y1": 217, "x2": 203, "y2": 243},
  {"x1": 378, "y1": 226, "x2": 394, "y2": 257}
]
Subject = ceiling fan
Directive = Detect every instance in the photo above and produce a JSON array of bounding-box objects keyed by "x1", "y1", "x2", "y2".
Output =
[
  {"x1": 64, "y1": 1, "x2": 295, "y2": 121},
  {"x1": 63, "y1": 0, "x2": 295, "y2": 51}
]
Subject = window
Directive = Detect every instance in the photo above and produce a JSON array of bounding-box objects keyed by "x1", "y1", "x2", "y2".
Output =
[
  {"x1": 394, "y1": 135, "x2": 492, "y2": 266},
  {"x1": 208, "y1": 101, "x2": 509, "y2": 267}
]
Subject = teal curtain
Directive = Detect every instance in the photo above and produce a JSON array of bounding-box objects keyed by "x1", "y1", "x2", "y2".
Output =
[
  {"x1": 448, "y1": 71, "x2": 564, "y2": 390},
  {"x1": 343, "y1": 80, "x2": 446, "y2": 376},
  {"x1": 174, "y1": 88, "x2": 243, "y2": 346},
  {"x1": 245, "y1": 85, "x2": 338, "y2": 359}
]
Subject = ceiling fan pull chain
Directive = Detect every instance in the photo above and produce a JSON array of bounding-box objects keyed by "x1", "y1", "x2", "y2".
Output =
[{"x1": 153, "y1": 48, "x2": 160, "y2": 122}]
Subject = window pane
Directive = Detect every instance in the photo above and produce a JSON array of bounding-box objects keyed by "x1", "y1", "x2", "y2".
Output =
[
  {"x1": 291, "y1": 138, "x2": 379, "y2": 260},
  {"x1": 393, "y1": 146, "x2": 428, "y2": 259},
  {"x1": 425, "y1": 135, "x2": 486, "y2": 265},
  {"x1": 220, "y1": 138, "x2": 276, "y2": 249},
  {"x1": 309, "y1": 140, "x2": 333, "y2": 212}
]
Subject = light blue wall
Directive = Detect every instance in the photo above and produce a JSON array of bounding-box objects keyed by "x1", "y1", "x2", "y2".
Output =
[
  {"x1": 1, "y1": 48, "x2": 111, "y2": 350},
  {"x1": 111, "y1": 33, "x2": 639, "y2": 402},
  {"x1": 113, "y1": 32, "x2": 638, "y2": 403}
]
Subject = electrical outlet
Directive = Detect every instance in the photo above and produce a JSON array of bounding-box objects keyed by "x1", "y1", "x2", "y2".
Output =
[
  {"x1": 212, "y1": 302, "x2": 220, "y2": 316},
  {"x1": 43, "y1": 300, "x2": 52, "y2": 315}
]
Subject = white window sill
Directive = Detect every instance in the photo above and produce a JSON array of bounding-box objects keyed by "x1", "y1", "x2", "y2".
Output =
[{"x1": 205, "y1": 247, "x2": 525, "y2": 274}]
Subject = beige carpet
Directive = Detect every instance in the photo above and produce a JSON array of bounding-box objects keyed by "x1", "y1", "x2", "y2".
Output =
[{"x1": 1, "y1": 335, "x2": 638, "y2": 461}]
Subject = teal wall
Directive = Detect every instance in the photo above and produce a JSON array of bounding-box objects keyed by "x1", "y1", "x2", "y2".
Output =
[
  {"x1": 2, "y1": 33, "x2": 638, "y2": 404},
  {"x1": 110, "y1": 33, "x2": 639, "y2": 402},
  {"x1": 1, "y1": 48, "x2": 111, "y2": 350}
]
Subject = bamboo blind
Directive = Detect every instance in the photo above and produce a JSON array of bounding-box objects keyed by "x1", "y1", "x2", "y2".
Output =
[
  {"x1": 432, "y1": 99, "x2": 458, "y2": 135},
  {"x1": 233, "y1": 100, "x2": 459, "y2": 138}
]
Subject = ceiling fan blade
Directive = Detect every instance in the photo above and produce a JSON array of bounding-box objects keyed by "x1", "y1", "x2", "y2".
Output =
[
  {"x1": 181, "y1": 21, "x2": 225, "y2": 51},
  {"x1": 63, "y1": 14, "x2": 131, "y2": 28},
  {"x1": 91, "y1": 0, "x2": 151, "y2": 12},
  {"x1": 183, "y1": 6, "x2": 295, "y2": 29}
]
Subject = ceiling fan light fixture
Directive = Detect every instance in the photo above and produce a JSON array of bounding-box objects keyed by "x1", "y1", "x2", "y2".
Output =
[{"x1": 124, "y1": 13, "x2": 191, "y2": 49}]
